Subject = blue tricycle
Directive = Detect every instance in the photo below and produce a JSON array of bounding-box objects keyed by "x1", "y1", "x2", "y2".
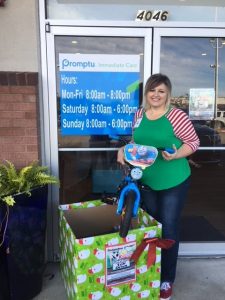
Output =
[{"x1": 101, "y1": 143, "x2": 175, "y2": 237}]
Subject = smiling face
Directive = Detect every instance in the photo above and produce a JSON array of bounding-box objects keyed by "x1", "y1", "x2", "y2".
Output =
[
  {"x1": 137, "y1": 146, "x2": 148, "y2": 156},
  {"x1": 145, "y1": 83, "x2": 169, "y2": 110},
  {"x1": 131, "y1": 167, "x2": 143, "y2": 180},
  {"x1": 144, "y1": 74, "x2": 172, "y2": 110}
]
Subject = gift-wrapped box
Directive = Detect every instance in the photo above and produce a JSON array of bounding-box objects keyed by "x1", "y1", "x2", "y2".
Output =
[{"x1": 59, "y1": 200, "x2": 163, "y2": 299}]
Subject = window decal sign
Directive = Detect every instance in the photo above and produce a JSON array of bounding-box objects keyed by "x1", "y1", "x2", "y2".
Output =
[
  {"x1": 189, "y1": 88, "x2": 215, "y2": 120},
  {"x1": 105, "y1": 242, "x2": 136, "y2": 287},
  {"x1": 59, "y1": 54, "x2": 140, "y2": 135}
]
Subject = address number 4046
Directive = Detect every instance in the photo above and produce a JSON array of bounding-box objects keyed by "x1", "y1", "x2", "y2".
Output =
[{"x1": 136, "y1": 10, "x2": 168, "y2": 22}]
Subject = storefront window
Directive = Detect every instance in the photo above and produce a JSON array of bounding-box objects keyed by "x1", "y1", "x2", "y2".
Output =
[
  {"x1": 59, "y1": 150, "x2": 121, "y2": 204},
  {"x1": 160, "y1": 37, "x2": 225, "y2": 149},
  {"x1": 160, "y1": 36, "x2": 225, "y2": 242},
  {"x1": 55, "y1": 34, "x2": 145, "y2": 205},
  {"x1": 181, "y1": 155, "x2": 225, "y2": 242},
  {"x1": 47, "y1": 0, "x2": 225, "y2": 22}
]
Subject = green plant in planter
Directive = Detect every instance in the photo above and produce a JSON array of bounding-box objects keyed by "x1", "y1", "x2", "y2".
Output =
[
  {"x1": 0, "y1": 161, "x2": 59, "y2": 300},
  {"x1": 0, "y1": 160, "x2": 58, "y2": 206}
]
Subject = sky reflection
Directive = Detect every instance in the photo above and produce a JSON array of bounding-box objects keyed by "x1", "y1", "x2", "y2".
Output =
[{"x1": 160, "y1": 37, "x2": 225, "y2": 98}]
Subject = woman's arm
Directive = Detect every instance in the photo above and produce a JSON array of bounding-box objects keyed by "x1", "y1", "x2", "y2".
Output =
[
  {"x1": 117, "y1": 108, "x2": 144, "y2": 165},
  {"x1": 162, "y1": 143, "x2": 194, "y2": 161},
  {"x1": 117, "y1": 146, "x2": 125, "y2": 165},
  {"x1": 163, "y1": 108, "x2": 200, "y2": 161}
]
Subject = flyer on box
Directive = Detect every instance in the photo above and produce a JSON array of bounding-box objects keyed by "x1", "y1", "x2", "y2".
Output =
[
  {"x1": 59, "y1": 53, "x2": 140, "y2": 136},
  {"x1": 105, "y1": 242, "x2": 136, "y2": 287}
]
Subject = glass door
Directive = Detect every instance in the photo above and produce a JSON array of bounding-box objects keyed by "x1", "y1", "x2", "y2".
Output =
[
  {"x1": 153, "y1": 28, "x2": 225, "y2": 255},
  {"x1": 46, "y1": 26, "x2": 152, "y2": 259}
]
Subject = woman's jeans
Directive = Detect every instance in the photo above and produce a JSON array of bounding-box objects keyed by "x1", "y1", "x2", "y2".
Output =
[{"x1": 140, "y1": 177, "x2": 190, "y2": 283}]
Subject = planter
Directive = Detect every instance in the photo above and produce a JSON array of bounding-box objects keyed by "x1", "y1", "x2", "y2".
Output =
[{"x1": 0, "y1": 185, "x2": 48, "y2": 300}]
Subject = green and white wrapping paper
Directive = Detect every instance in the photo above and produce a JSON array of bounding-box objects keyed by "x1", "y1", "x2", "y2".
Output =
[{"x1": 59, "y1": 200, "x2": 162, "y2": 299}]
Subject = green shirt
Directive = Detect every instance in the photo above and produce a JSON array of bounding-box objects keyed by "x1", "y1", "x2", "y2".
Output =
[{"x1": 133, "y1": 112, "x2": 191, "y2": 190}]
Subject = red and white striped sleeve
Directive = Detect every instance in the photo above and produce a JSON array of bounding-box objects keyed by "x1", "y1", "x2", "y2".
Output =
[
  {"x1": 130, "y1": 107, "x2": 145, "y2": 143},
  {"x1": 167, "y1": 108, "x2": 200, "y2": 152},
  {"x1": 132, "y1": 107, "x2": 145, "y2": 127}
]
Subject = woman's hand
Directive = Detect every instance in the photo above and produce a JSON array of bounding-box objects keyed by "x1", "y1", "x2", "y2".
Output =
[
  {"x1": 117, "y1": 147, "x2": 125, "y2": 165},
  {"x1": 162, "y1": 144, "x2": 177, "y2": 161},
  {"x1": 162, "y1": 143, "x2": 194, "y2": 161}
]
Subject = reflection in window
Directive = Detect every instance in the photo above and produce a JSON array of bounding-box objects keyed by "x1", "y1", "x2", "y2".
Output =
[
  {"x1": 181, "y1": 151, "x2": 225, "y2": 242},
  {"x1": 160, "y1": 37, "x2": 225, "y2": 147},
  {"x1": 160, "y1": 36, "x2": 225, "y2": 242},
  {"x1": 59, "y1": 150, "x2": 121, "y2": 204}
]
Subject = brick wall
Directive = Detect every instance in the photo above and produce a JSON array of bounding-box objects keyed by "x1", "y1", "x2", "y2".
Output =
[{"x1": 0, "y1": 72, "x2": 40, "y2": 169}]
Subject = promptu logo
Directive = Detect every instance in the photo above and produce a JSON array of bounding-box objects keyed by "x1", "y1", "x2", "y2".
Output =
[{"x1": 61, "y1": 59, "x2": 95, "y2": 70}]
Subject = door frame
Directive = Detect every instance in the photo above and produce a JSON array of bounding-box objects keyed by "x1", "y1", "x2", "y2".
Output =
[
  {"x1": 45, "y1": 26, "x2": 153, "y2": 260},
  {"x1": 153, "y1": 27, "x2": 225, "y2": 256},
  {"x1": 41, "y1": 22, "x2": 225, "y2": 259}
]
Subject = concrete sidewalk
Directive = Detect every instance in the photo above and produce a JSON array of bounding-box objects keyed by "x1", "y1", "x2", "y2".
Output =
[{"x1": 34, "y1": 258, "x2": 225, "y2": 300}]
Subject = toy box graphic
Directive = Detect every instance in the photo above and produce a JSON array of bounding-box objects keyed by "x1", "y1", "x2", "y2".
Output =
[{"x1": 59, "y1": 200, "x2": 162, "y2": 299}]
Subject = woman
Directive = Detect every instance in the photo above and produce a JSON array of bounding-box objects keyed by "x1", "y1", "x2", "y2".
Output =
[{"x1": 117, "y1": 73, "x2": 200, "y2": 300}]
